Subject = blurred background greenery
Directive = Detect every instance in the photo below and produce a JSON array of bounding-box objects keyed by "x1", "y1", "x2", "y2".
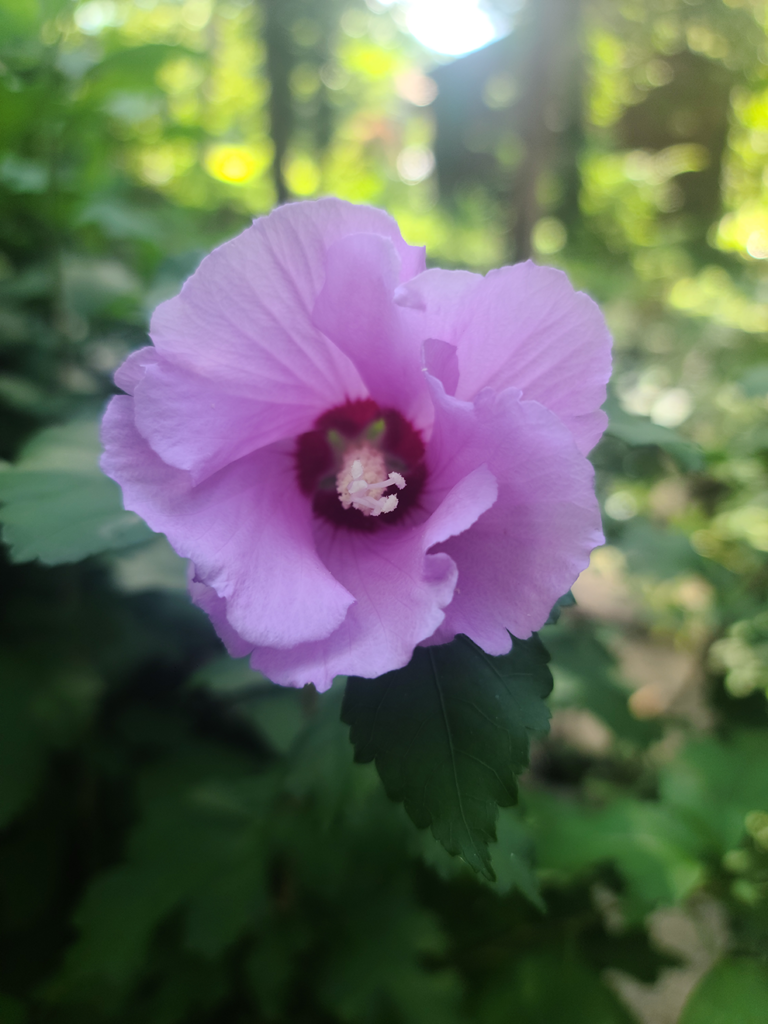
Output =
[{"x1": 1, "y1": 0, "x2": 768, "y2": 1021}]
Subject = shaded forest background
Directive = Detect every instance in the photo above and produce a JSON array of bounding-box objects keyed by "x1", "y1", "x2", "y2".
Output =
[{"x1": 1, "y1": 0, "x2": 768, "y2": 1021}]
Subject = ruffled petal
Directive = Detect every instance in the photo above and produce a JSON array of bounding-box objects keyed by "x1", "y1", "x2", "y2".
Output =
[
  {"x1": 188, "y1": 572, "x2": 255, "y2": 660},
  {"x1": 398, "y1": 262, "x2": 612, "y2": 454},
  {"x1": 422, "y1": 338, "x2": 459, "y2": 397},
  {"x1": 422, "y1": 377, "x2": 604, "y2": 653},
  {"x1": 395, "y1": 266, "x2": 481, "y2": 334},
  {"x1": 132, "y1": 358, "x2": 318, "y2": 483},
  {"x1": 312, "y1": 232, "x2": 430, "y2": 429},
  {"x1": 113, "y1": 346, "x2": 157, "y2": 395},
  {"x1": 249, "y1": 464, "x2": 498, "y2": 690},
  {"x1": 143, "y1": 199, "x2": 424, "y2": 478},
  {"x1": 101, "y1": 396, "x2": 354, "y2": 648}
]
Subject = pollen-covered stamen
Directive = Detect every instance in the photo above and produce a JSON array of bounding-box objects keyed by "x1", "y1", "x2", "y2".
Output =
[{"x1": 337, "y1": 447, "x2": 406, "y2": 517}]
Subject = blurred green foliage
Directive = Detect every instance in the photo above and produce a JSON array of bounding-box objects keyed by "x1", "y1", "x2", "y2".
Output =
[{"x1": 2, "y1": 0, "x2": 768, "y2": 1020}]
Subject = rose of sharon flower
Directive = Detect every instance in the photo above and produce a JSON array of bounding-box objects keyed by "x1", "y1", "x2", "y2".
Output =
[{"x1": 101, "y1": 199, "x2": 610, "y2": 690}]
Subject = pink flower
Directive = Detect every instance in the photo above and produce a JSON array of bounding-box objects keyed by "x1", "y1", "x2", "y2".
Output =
[{"x1": 101, "y1": 199, "x2": 610, "y2": 690}]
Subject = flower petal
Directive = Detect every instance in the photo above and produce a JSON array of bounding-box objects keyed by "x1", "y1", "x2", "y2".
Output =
[
  {"x1": 132, "y1": 358, "x2": 318, "y2": 483},
  {"x1": 248, "y1": 464, "x2": 498, "y2": 690},
  {"x1": 422, "y1": 338, "x2": 459, "y2": 397},
  {"x1": 312, "y1": 232, "x2": 430, "y2": 428},
  {"x1": 114, "y1": 346, "x2": 157, "y2": 395},
  {"x1": 101, "y1": 396, "x2": 354, "y2": 648},
  {"x1": 145, "y1": 199, "x2": 424, "y2": 478},
  {"x1": 188, "y1": 572, "x2": 255, "y2": 659},
  {"x1": 422, "y1": 377, "x2": 604, "y2": 653},
  {"x1": 399, "y1": 262, "x2": 612, "y2": 454}
]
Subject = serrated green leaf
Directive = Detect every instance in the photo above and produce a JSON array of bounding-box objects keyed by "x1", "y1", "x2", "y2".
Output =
[
  {"x1": 341, "y1": 635, "x2": 553, "y2": 880},
  {"x1": 412, "y1": 804, "x2": 544, "y2": 909},
  {"x1": 488, "y1": 806, "x2": 544, "y2": 909},
  {"x1": 0, "y1": 419, "x2": 152, "y2": 564},
  {"x1": 679, "y1": 957, "x2": 768, "y2": 1024}
]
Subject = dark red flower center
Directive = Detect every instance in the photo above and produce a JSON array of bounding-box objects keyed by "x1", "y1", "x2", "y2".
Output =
[{"x1": 295, "y1": 398, "x2": 426, "y2": 530}]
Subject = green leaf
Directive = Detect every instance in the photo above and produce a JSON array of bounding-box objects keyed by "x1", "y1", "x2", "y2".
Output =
[
  {"x1": 659, "y1": 731, "x2": 768, "y2": 855},
  {"x1": 58, "y1": 736, "x2": 272, "y2": 990},
  {"x1": 341, "y1": 635, "x2": 553, "y2": 880},
  {"x1": 679, "y1": 957, "x2": 768, "y2": 1024},
  {"x1": 109, "y1": 535, "x2": 188, "y2": 593},
  {"x1": 487, "y1": 806, "x2": 544, "y2": 908},
  {"x1": 603, "y1": 395, "x2": 704, "y2": 472},
  {"x1": 0, "y1": 419, "x2": 152, "y2": 565},
  {"x1": 530, "y1": 792, "x2": 704, "y2": 919},
  {"x1": 545, "y1": 590, "x2": 576, "y2": 626}
]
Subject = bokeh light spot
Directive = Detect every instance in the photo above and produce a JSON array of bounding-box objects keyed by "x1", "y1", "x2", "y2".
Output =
[
  {"x1": 204, "y1": 144, "x2": 270, "y2": 185},
  {"x1": 396, "y1": 146, "x2": 435, "y2": 184},
  {"x1": 402, "y1": 0, "x2": 509, "y2": 57},
  {"x1": 532, "y1": 217, "x2": 567, "y2": 255}
]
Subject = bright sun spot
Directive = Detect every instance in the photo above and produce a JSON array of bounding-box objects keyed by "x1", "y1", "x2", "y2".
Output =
[{"x1": 400, "y1": 0, "x2": 508, "y2": 57}]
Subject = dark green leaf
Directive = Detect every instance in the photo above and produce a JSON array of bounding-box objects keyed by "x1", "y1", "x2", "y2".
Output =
[
  {"x1": 0, "y1": 419, "x2": 152, "y2": 564},
  {"x1": 545, "y1": 590, "x2": 576, "y2": 626},
  {"x1": 342, "y1": 635, "x2": 553, "y2": 880},
  {"x1": 414, "y1": 804, "x2": 544, "y2": 909},
  {"x1": 488, "y1": 806, "x2": 544, "y2": 908}
]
